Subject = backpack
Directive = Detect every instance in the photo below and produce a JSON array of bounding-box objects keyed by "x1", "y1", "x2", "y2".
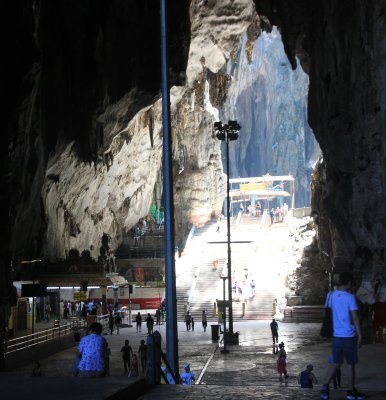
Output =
[{"x1": 299, "y1": 370, "x2": 312, "y2": 388}]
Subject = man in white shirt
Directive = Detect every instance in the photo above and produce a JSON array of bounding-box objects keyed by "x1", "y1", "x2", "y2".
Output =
[{"x1": 320, "y1": 271, "x2": 364, "y2": 400}]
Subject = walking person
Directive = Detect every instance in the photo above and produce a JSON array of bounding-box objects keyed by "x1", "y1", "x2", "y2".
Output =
[
  {"x1": 135, "y1": 312, "x2": 142, "y2": 333},
  {"x1": 277, "y1": 342, "x2": 288, "y2": 380},
  {"x1": 191, "y1": 317, "x2": 195, "y2": 331},
  {"x1": 81, "y1": 303, "x2": 88, "y2": 319},
  {"x1": 114, "y1": 312, "x2": 122, "y2": 334},
  {"x1": 202, "y1": 310, "x2": 208, "y2": 332},
  {"x1": 45, "y1": 303, "x2": 52, "y2": 322},
  {"x1": 319, "y1": 271, "x2": 365, "y2": 400},
  {"x1": 156, "y1": 308, "x2": 161, "y2": 325},
  {"x1": 108, "y1": 313, "x2": 114, "y2": 335},
  {"x1": 146, "y1": 313, "x2": 154, "y2": 334},
  {"x1": 250, "y1": 280, "x2": 256, "y2": 296},
  {"x1": 120, "y1": 339, "x2": 133, "y2": 375},
  {"x1": 270, "y1": 318, "x2": 279, "y2": 345},
  {"x1": 184, "y1": 311, "x2": 192, "y2": 331}
]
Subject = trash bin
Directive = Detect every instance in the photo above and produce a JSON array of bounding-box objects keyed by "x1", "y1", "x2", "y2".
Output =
[{"x1": 211, "y1": 324, "x2": 220, "y2": 341}]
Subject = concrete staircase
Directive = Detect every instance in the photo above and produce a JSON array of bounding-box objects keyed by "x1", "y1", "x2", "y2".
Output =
[
  {"x1": 188, "y1": 257, "x2": 224, "y2": 320},
  {"x1": 179, "y1": 216, "x2": 275, "y2": 322}
]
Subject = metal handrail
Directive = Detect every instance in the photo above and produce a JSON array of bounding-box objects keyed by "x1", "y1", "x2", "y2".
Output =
[{"x1": 4, "y1": 318, "x2": 87, "y2": 355}]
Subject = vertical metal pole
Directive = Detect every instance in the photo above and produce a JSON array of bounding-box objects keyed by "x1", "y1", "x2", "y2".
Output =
[
  {"x1": 226, "y1": 136, "x2": 234, "y2": 334},
  {"x1": 32, "y1": 277, "x2": 35, "y2": 334},
  {"x1": 221, "y1": 277, "x2": 228, "y2": 353},
  {"x1": 128, "y1": 287, "x2": 132, "y2": 327},
  {"x1": 160, "y1": 0, "x2": 179, "y2": 380}
]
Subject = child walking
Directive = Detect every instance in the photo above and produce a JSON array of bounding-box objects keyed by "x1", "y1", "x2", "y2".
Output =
[{"x1": 277, "y1": 342, "x2": 288, "y2": 380}]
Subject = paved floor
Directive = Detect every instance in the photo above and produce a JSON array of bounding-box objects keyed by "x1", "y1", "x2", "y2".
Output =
[{"x1": 2, "y1": 320, "x2": 386, "y2": 399}]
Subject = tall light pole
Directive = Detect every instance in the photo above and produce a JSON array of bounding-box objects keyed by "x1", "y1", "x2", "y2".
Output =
[
  {"x1": 160, "y1": 0, "x2": 179, "y2": 380},
  {"x1": 214, "y1": 120, "x2": 241, "y2": 335}
]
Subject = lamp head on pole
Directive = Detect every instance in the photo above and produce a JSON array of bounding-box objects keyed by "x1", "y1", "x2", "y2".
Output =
[{"x1": 213, "y1": 120, "x2": 241, "y2": 141}]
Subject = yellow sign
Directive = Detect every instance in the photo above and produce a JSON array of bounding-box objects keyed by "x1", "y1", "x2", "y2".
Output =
[
  {"x1": 73, "y1": 291, "x2": 87, "y2": 301},
  {"x1": 240, "y1": 183, "x2": 267, "y2": 192}
]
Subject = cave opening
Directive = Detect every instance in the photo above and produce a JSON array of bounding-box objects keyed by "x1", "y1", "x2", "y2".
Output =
[{"x1": 204, "y1": 26, "x2": 323, "y2": 307}]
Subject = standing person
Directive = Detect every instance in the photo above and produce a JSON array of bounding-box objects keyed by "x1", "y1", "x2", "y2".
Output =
[
  {"x1": 181, "y1": 363, "x2": 195, "y2": 385},
  {"x1": 202, "y1": 310, "x2": 208, "y2": 332},
  {"x1": 81, "y1": 303, "x2": 88, "y2": 319},
  {"x1": 45, "y1": 303, "x2": 52, "y2": 322},
  {"x1": 120, "y1": 339, "x2": 133, "y2": 375},
  {"x1": 114, "y1": 312, "x2": 122, "y2": 334},
  {"x1": 63, "y1": 300, "x2": 69, "y2": 319},
  {"x1": 146, "y1": 313, "x2": 154, "y2": 334},
  {"x1": 59, "y1": 300, "x2": 64, "y2": 319},
  {"x1": 320, "y1": 271, "x2": 365, "y2": 400},
  {"x1": 77, "y1": 322, "x2": 107, "y2": 378},
  {"x1": 191, "y1": 317, "x2": 195, "y2": 331},
  {"x1": 250, "y1": 280, "x2": 256, "y2": 296},
  {"x1": 184, "y1": 311, "x2": 192, "y2": 331},
  {"x1": 71, "y1": 302, "x2": 76, "y2": 316},
  {"x1": 276, "y1": 342, "x2": 288, "y2": 380},
  {"x1": 298, "y1": 364, "x2": 318, "y2": 388},
  {"x1": 216, "y1": 215, "x2": 221, "y2": 233},
  {"x1": 269, "y1": 208, "x2": 275, "y2": 224},
  {"x1": 156, "y1": 308, "x2": 161, "y2": 325},
  {"x1": 138, "y1": 339, "x2": 147, "y2": 373},
  {"x1": 108, "y1": 313, "x2": 114, "y2": 335},
  {"x1": 136, "y1": 312, "x2": 142, "y2": 333},
  {"x1": 270, "y1": 318, "x2": 279, "y2": 345}
]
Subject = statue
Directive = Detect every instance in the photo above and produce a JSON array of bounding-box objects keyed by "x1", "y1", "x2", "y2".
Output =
[{"x1": 100, "y1": 233, "x2": 116, "y2": 274}]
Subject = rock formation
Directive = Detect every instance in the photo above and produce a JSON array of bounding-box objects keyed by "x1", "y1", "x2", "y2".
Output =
[
  {"x1": 2, "y1": 0, "x2": 386, "y2": 332},
  {"x1": 254, "y1": 0, "x2": 386, "y2": 303}
]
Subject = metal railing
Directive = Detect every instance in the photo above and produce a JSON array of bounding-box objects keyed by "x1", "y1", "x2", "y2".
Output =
[{"x1": 5, "y1": 318, "x2": 87, "y2": 355}]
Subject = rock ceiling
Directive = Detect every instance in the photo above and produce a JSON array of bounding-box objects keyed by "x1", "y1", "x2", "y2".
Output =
[{"x1": 2, "y1": 0, "x2": 386, "y2": 311}]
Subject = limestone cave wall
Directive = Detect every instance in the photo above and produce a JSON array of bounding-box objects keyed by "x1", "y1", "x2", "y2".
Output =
[
  {"x1": 2, "y1": 0, "x2": 386, "y2": 319},
  {"x1": 255, "y1": 0, "x2": 386, "y2": 302}
]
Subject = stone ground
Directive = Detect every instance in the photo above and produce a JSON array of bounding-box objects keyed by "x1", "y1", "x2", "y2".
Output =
[
  {"x1": 3, "y1": 217, "x2": 385, "y2": 399},
  {"x1": 2, "y1": 320, "x2": 386, "y2": 399}
]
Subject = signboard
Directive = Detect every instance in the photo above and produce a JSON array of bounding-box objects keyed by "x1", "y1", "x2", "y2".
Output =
[
  {"x1": 22, "y1": 284, "x2": 47, "y2": 297},
  {"x1": 74, "y1": 291, "x2": 87, "y2": 301},
  {"x1": 216, "y1": 300, "x2": 231, "y2": 308},
  {"x1": 240, "y1": 183, "x2": 267, "y2": 192},
  {"x1": 107, "y1": 274, "x2": 128, "y2": 286}
]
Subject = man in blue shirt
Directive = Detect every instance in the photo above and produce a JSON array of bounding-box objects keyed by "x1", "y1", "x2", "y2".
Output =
[{"x1": 320, "y1": 272, "x2": 364, "y2": 400}]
